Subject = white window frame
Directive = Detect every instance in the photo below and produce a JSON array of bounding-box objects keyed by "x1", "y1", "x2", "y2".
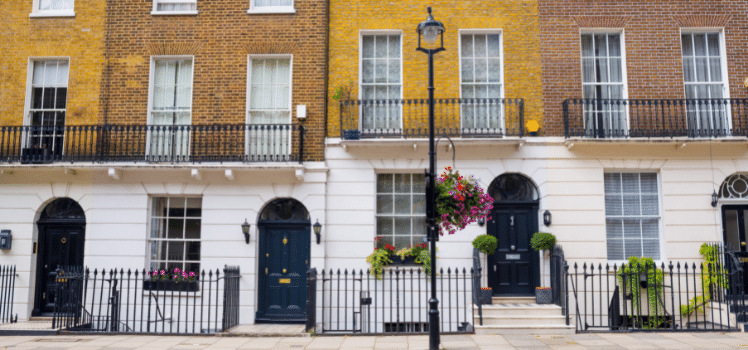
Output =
[
  {"x1": 246, "y1": 55, "x2": 294, "y2": 158},
  {"x1": 146, "y1": 56, "x2": 195, "y2": 158},
  {"x1": 30, "y1": 0, "x2": 75, "y2": 17},
  {"x1": 358, "y1": 30, "x2": 404, "y2": 133},
  {"x1": 458, "y1": 29, "x2": 505, "y2": 134},
  {"x1": 248, "y1": 0, "x2": 295, "y2": 14},
  {"x1": 374, "y1": 172, "x2": 427, "y2": 249},
  {"x1": 603, "y1": 171, "x2": 665, "y2": 264},
  {"x1": 680, "y1": 28, "x2": 732, "y2": 132},
  {"x1": 23, "y1": 57, "x2": 71, "y2": 126},
  {"x1": 151, "y1": 0, "x2": 198, "y2": 15},
  {"x1": 579, "y1": 29, "x2": 630, "y2": 136},
  {"x1": 147, "y1": 196, "x2": 203, "y2": 273}
]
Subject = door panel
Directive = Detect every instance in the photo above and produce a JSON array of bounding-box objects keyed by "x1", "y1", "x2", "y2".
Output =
[
  {"x1": 722, "y1": 205, "x2": 748, "y2": 294},
  {"x1": 257, "y1": 225, "x2": 310, "y2": 322},
  {"x1": 36, "y1": 224, "x2": 85, "y2": 315},
  {"x1": 488, "y1": 205, "x2": 538, "y2": 296}
]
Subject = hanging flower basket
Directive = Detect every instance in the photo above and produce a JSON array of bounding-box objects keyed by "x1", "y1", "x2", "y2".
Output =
[{"x1": 435, "y1": 167, "x2": 493, "y2": 235}]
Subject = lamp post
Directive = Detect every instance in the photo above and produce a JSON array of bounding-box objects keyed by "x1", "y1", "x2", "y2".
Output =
[{"x1": 416, "y1": 7, "x2": 445, "y2": 350}]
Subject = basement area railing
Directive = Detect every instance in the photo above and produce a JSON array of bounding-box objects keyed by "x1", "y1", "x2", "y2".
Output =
[{"x1": 0, "y1": 265, "x2": 17, "y2": 324}]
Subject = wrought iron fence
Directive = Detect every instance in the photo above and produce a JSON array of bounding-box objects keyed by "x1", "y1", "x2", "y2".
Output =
[
  {"x1": 0, "y1": 265, "x2": 16, "y2": 324},
  {"x1": 550, "y1": 245, "x2": 568, "y2": 322},
  {"x1": 307, "y1": 267, "x2": 476, "y2": 335},
  {"x1": 0, "y1": 124, "x2": 304, "y2": 164},
  {"x1": 52, "y1": 266, "x2": 241, "y2": 334},
  {"x1": 563, "y1": 98, "x2": 748, "y2": 138},
  {"x1": 339, "y1": 99, "x2": 525, "y2": 139},
  {"x1": 567, "y1": 257, "x2": 742, "y2": 332}
]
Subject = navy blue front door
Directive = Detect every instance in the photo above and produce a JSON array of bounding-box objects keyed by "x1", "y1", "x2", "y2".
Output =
[
  {"x1": 487, "y1": 205, "x2": 539, "y2": 296},
  {"x1": 256, "y1": 224, "x2": 310, "y2": 322}
]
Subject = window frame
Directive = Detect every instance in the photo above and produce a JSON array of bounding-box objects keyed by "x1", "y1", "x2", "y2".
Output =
[
  {"x1": 24, "y1": 57, "x2": 71, "y2": 126},
  {"x1": 457, "y1": 29, "x2": 505, "y2": 133},
  {"x1": 374, "y1": 172, "x2": 427, "y2": 250},
  {"x1": 151, "y1": 0, "x2": 198, "y2": 16},
  {"x1": 146, "y1": 196, "x2": 203, "y2": 274},
  {"x1": 247, "y1": 0, "x2": 295, "y2": 14},
  {"x1": 147, "y1": 56, "x2": 195, "y2": 126},
  {"x1": 603, "y1": 170, "x2": 665, "y2": 263},
  {"x1": 246, "y1": 54, "x2": 294, "y2": 125},
  {"x1": 358, "y1": 30, "x2": 404, "y2": 133},
  {"x1": 30, "y1": 0, "x2": 75, "y2": 18},
  {"x1": 680, "y1": 28, "x2": 732, "y2": 132}
]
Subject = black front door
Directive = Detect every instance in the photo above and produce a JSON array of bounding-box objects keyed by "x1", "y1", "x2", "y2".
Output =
[
  {"x1": 256, "y1": 224, "x2": 310, "y2": 322},
  {"x1": 488, "y1": 205, "x2": 539, "y2": 296},
  {"x1": 723, "y1": 205, "x2": 748, "y2": 292},
  {"x1": 35, "y1": 224, "x2": 85, "y2": 315}
]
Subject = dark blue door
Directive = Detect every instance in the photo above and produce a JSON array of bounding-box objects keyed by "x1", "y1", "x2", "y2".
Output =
[
  {"x1": 487, "y1": 205, "x2": 539, "y2": 296},
  {"x1": 256, "y1": 224, "x2": 310, "y2": 322}
]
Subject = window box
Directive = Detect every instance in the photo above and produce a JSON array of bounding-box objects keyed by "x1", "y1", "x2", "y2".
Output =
[
  {"x1": 21, "y1": 147, "x2": 52, "y2": 164},
  {"x1": 390, "y1": 256, "x2": 418, "y2": 266},
  {"x1": 143, "y1": 279, "x2": 198, "y2": 292},
  {"x1": 342, "y1": 130, "x2": 361, "y2": 140}
]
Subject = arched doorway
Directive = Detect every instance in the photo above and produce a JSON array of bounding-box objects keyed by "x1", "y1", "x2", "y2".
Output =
[
  {"x1": 719, "y1": 173, "x2": 748, "y2": 292},
  {"x1": 256, "y1": 198, "x2": 311, "y2": 323},
  {"x1": 34, "y1": 198, "x2": 86, "y2": 316},
  {"x1": 486, "y1": 174, "x2": 540, "y2": 296}
]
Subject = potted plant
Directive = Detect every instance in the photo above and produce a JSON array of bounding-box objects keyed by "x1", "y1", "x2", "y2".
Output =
[
  {"x1": 144, "y1": 267, "x2": 198, "y2": 292},
  {"x1": 479, "y1": 287, "x2": 493, "y2": 305},
  {"x1": 530, "y1": 232, "x2": 556, "y2": 254},
  {"x1": 535, "y1": 287, "x2": 552, "y2": 304},
  {"x1": 435, "y1": 167, "x2": 493, "y2": 235},
  {"x1": 472, "y1": 234, "x2": 498, "y2": 256},
  {"x1": 367, "y1": 238, "x2": 434, "y2": 279},
  {"x1": 334, "y1": 81, "x2": 360, "y2": 140}
]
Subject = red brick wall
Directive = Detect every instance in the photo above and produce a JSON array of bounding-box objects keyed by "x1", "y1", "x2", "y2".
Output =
[
  {"x1": 539, "y1": 1, "x2": 748, "y2": 136},
  {"x1": 105, "y1": 0, "x2": 327, "y2": 161}
]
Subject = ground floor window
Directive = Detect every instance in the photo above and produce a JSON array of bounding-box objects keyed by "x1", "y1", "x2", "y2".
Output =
[
  {"x1": 604, "y1": 172, "x2": 661, "y2": 260},
  {"x1": 376, "y1": 173, "x2": 426, "y2": 248},
  {"x1": 149, "y1": 197, "x2": 202, "y2": 273}
]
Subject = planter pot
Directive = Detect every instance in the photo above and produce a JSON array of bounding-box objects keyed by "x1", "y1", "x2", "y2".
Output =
[
  {"x1": 342, "y1": 130, "x2": 361, "y2": 140},
  {"x1": 391, "y1": 256, "x2": 418, "y2": 266},
  {"x1": 535, "y1": 289, "x2": 552, "y2": 304},
  {"x1": 143, "y1": 279, "x2": 198, "y2": 292},
  {"x1": 479, "y1": 289, "x2": 493, "y2": 304}
]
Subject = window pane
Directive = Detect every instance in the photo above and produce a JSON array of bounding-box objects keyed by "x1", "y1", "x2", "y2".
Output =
[
  {"x1": 683, "y1": 58, "x2": 695, "y2": 82},
  {"x1": 377, "y1": 217, "x2": 393, "y2": 236},
  {"x1": 681, "y1": 35, "x2": 693, "y2": 56},
  {"x1": 694, "y1": 34, "x2": 707, "y2": 56},
  {"x1": 395, "y1": 195, "x2": 410, "y2": 214},
  {"x1": 377, "y1": 174, "x2": 393, "y2": 193},
  {"x1": 707, "y1": 34, "x2": 720, "y2": 56},
  {"x1": 375, "y1": 36, "x2": 387, "y2": 58},
  {"x1": 185, "y1": 219, "x2": 201, "y2": 239},
  {"x1": 594, "y1": 34, "x2": 608, "y2": 57},
  {"x1": 474, "y1": 35, "x2": 487, "y2": 57},
  {"x1": 395, "y1": 174, "x2": 410, "y2": 193},
  {"x1": 168, "y1": 219, "x2": 184, "y2": 239},
  {"x1": 377, "y1": 195, "x2": 393, "y2": 214},
  {"x1": 605, "y1": 194, "x2": 622, "y2": 216},
  {"x1": 581, "y1": 35, "x2": 593, "y2": 57},
  {"x1": 608, "y1": 34, "x2": 621, "y2": 57},
  {"x1": 487, "y1": 34, "x2": 501, "y2": 57}
]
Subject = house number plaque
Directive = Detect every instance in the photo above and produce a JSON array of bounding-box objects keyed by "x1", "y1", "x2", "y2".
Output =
[
  {"x1": 279, "y1": 278, "x2": 291, "y2": 284},
  {"x1": 506, "y1": 254, "x2": 521, "y2": 260}
]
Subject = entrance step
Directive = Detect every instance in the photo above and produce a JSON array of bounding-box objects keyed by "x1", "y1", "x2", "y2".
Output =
[
  {"x1": 480, "y1": 315, "x2": 567, "y2": 326},
  {"x1": 475, "y1": 304, "x2": 562, "y2": 316},
  {"x1": 475, "y1": 324, "x2": 575, "y2": 335},
  {"x1": 217, "y1": 324, "x2": 310, "y2": 337},
  {"x1": 474, "y1": 302, "x2": 572, "y2": 335},
  {"x1": 492, "y1": 296, "x2": 536, "y2": 304}
]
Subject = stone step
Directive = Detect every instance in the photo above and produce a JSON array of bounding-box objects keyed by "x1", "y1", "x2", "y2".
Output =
[
  {"x1": 477, "y1": 315, "x2": 568, "y2": 326},
  {"x1": 475, "y1": 304, "x2": 562, "y2": 316},
  {"x1": 491, "y1": 296, "x2": 537, "y2": 304},
  {"x1": 474, "y1": 324, "x2": 575, "y2": 335}
]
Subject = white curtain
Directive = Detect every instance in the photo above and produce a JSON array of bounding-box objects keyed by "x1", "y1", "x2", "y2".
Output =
[
  {"x1": 581, "y1": 33, "x2": 626, "y2": 137},
  {"x1": 682, "y1": 33, "x2": 727, "y2": 135},
  {"x1": 254, "y1": 0, "x2": 292, "y2": 6},
  {"x1": 248, "y1": 58, "x2": 291, "y2": 160},
  {"x1": 460, "y1": 33, "x2": 503, "y2": 132},
  {"x1": 39, "y1": 0, "x2": 72, "y2": 10},
  {"x1": 361, "y1": 35, "x2": 401, "y2": 131},
  {"x1": 157, "y1": 1, "x2": 196, "y2": 11},
  {"x1": 151, "y1": 60, "x2": 192, "y2": 159}
]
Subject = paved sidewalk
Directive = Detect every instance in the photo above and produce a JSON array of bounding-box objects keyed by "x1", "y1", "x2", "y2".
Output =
[{"x1": 3, "y1": 333, "x2": 748, "y2": 349}]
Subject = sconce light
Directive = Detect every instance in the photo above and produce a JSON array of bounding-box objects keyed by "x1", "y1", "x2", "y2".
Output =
[
  {"x1": 241, "y1": 219, "x2": 250, "y2": 244},
  {"x1": 712, "y1": 190, "x2": 719, "y2": 208},
  {"x1": 313, "y1": 220, "x2": 322, "y2": 245},
  {"x1": 543, "y1": 210, "x2": 552, "y2": 226},
  {"x1": 0, "y1": 230, "x2": 11, "y2": 250},
  {"x1": 477, "y1": 218, "x2": 486, "y2": 227}
]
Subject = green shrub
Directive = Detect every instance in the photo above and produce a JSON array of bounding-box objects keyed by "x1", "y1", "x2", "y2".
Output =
[
  {"x1": 530, "y1": 232, "x2": 556, "y2": 251},
  {"x1": 472, "y1": 235, "x2": 498, "y2": 255}
]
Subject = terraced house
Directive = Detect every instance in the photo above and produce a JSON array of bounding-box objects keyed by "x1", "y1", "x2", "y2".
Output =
[{"x1": 0, "y1": 0, "x2": 328, "y2": 328}]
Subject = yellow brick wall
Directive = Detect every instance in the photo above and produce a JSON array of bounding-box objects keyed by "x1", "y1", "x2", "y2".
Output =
[
  {"x1": 0, "y1": 1, "x2": 106, "y2": 126},
  {"x1": 327, "y1": 0, "x2": 543, "y2": 137}
]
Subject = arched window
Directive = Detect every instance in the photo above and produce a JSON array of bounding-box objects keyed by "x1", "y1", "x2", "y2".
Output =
[
  {"x1": 720, "y1": 173, "x2": 748, "y2": 199},
  {"x1": 259, "y1": 198, "x2": 310, "y2": 223},
  {"x1": 488, "y1": 174, "x2": 539, "y2": 202},
  {"x1": 38, "y1": 198, "x2": 85, "y2": 222}
]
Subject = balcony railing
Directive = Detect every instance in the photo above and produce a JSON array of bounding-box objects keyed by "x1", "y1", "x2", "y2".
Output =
[
  {"x1": 0, "y1": 124, "x2": 304, "y2": 164},
  {"x1": 563, "y1": 98, "x2": 748, "y2": 139},
  {"x1": 339, "y1": 98, "x2": 525, "y2": 139}
]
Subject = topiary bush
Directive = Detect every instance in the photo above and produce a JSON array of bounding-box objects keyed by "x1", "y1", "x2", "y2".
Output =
[
  {"x1": 472, "y1": 234, "x2": 498, "y2": 255},
  {"x1": 530, "y1": 232, "x2": 556, "y2": 251}
]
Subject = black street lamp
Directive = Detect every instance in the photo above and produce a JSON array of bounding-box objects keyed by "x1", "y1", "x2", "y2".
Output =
[{"x1": 416, "y1": 7, "x2": 445, "y2": 350}]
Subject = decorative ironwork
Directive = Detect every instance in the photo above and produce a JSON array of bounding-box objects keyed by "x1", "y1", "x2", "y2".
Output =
[
  {"x1": 259, "y1": 199, "x2": 310, "y2": 223},
  {"x1": 720, "y1": 173, "x2": 748, "y2": 199},
  {"x1": 39, "y1": 198, "x2": 85, "y2": 222},
  {"x1": 488, "y1": 174, "x2": 539, "y2": 202}
]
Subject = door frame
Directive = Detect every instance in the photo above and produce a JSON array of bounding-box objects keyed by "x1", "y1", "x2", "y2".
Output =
[
  {"x1": 33, "y1": 221, "x2": 86, "y2": 316},
  {"x1": 722, "y1": 204, "x2": 748, "y2": 252},
  {"x1": 487, "y1": 202, "x2": 540, "y2": 296},
  {"x1": 256, "y1": 221, "x2": 311, "y2": 323}
]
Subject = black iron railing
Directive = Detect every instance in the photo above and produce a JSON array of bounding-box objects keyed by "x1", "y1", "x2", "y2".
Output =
[
  {"x1": 550, "y1": 245, "x2": 568, "y2": 324},
  {"x1": 0, "y1": 265, "x2": 16, "y2": 324},
  {"x1": 307, "y1": 267, "x2": 476, "y2": 335},
  {"x1": 472, "y1": 248, "x2": 483, "y2": 326},
  {"x1": 567, "y1": 257, "x2": 741, "y2": 332},
  {"x1": 339, "y1": 99, "x2": 525, "y2": 139},
  {"x1": 0, "y1": 124, "x2": 304, "y2": 164},
  {"x1": 306, "y1": 268, "x2": 317, "y2": 332},
  {"x1": 563, "y1": 98, "x2": 748, "y2": 138},
  {"x1": 52, "y1": 266, "x2": 241, "y2": 334}
]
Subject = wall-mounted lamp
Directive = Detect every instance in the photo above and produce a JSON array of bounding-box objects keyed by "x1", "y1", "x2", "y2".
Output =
[
  {"x1": 712, "y1": 190, "x2": 719, "y2": 208},
  {"x1": 477, "y1": 218, "x2": 486, "y2": 227},
  {"x1": 0, "y1": 230, "x2": 11, "y2": 250},
  {"x1": 543, "y1": 210, "x2": 552, "y2": 226},
  {"x1": 241, "y1": 219, "x2": 250, "y2": 244},
  {"x1": 313, "y1": 220, "x2": 322, "y2": 245}
]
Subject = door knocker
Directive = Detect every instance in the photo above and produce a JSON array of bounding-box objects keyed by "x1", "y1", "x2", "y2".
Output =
[
  {"x1": 283, "y1": 237, "x2": 288, "y2": 245},
  {"x1": 282, "y1": 269, "x2": 287, "y2": 273},
  {"x1": 61, "y1": 238, "x2": 67, "y2": 244}
]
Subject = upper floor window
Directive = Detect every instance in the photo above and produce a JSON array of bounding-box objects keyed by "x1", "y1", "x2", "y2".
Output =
[
  {"x1": 152, "y1": 0, "x2": 197, "y2": 15},
  {"x1": 681, "y1": 32, "x2": 729, "y2": 136},
  {"x1": 148, "y1": 58, "x2": 194, "y2": 160},
  {"x1": 31, "y1": 0, "x2": 75, "y2": 17},
  {"x1": 581, "y1": 32, "x2": 627, "y2": 137},
  {"x1": 26, "y1": 60, "x2": 69, "y2": 156},
  {"x1": 249, "y1": 0, "x2": 294, "y2": 14},
  {"x1": 360, "y1": 34, "x2": 402, "y2": 133},
  {"x1": 247, "y1": 56, "x2": 292, "y2": 159},
  {"x1": 460, "y1": 32, "x2": 503, "y2": 133}
]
